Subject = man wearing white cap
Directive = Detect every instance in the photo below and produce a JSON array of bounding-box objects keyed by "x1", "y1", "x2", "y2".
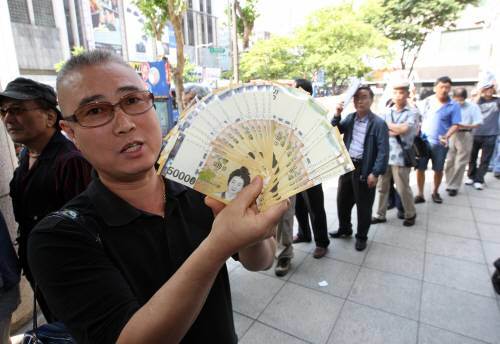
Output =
[
  {"x1": 466, "y1": 75, "x2": 499, "y2": 189},
  {"x1": 372, "y1": 80, "x2": 418, "y2": 226}
]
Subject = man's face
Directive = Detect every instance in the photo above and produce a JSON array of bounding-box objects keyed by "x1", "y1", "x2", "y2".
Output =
[
  {"x1": 182, "y1": 91, "x2": 196, "y2": 108},
  {"x1": 353, "y1": 89, "x2": 373, "y2": 114},
  {"x1": 58, "y1": 62, "x2": 162, "y2": 182},
  {"x1": 453, "y1": 96, "x2": 465, "y2": 105},
  {"x1": 481, "y1": 86, "x2": 495, "y2": 100},
  {"x1": 0, "y1": 99, "x2": 54, "y2": 145},
  {"x1": 434, "y1": 82, "x2": 451, "y2": 101},
  {"x1": 392, "y1": 88, "x2": 409, "y2": 107}
]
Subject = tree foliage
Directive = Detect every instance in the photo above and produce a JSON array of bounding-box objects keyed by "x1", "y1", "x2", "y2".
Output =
[
  {"x1": 183, "y1": 57, "x2": 198, "y2": 83},
  {"x1": 240, "y1": 36, "x2": 301, "y2": 81},
  {"x1": 362, "y1": 0, "x2": 479, "y2": 73},
  {"x1": 54, "y1": 46, "x2": 85, "y2": 72},
  {"x1": 239, "y1": 4, "x2": 390, "y2": 90},
  {"x1": 235, "y1": 0, "x2": 259, "y2": 50},
  {"x1": 134, "y1": 0, "x2": 169, "y2": 42}
]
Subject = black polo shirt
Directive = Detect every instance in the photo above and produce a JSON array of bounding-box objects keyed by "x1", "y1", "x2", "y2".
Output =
[
  {"x1": 10, "y1": 130, "x2": 91, "y2": 279},
  {"x1": 28, "y1": 176, "x2": 237, "y2": 344}
]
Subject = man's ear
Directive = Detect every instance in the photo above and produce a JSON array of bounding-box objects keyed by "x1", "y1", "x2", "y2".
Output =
[
  {"x1": 46, "y1": 109, "x2": 58, "y2": 128},
  {"x1": 59, "y1": 120, "x2": 79, "y2": 148}
]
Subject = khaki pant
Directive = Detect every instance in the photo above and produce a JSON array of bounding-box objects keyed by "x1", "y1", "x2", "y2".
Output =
[
  {"x1": 275, "y1": 196, "x2": 295, "y2": 260},
  {"x1": 445, "y1": 131, "x2": 473, "y2": 190},
  {"x1": 376, "y1": 165, "x2": 416, "y2": 219}
]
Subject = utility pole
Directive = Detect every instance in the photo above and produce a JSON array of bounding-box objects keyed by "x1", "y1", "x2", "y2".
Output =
[{"x1": 231, "y1": 0, "x2": 239, "y2": 83}]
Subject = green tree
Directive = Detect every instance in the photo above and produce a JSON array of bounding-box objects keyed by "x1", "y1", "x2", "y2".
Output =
[
  {"x1": 54, "y1": 46, "x2": 85, "y2": 72},
  {"x1": 297, "y1": 4, "x2": 390, "y2": 91},
  {"x1": 134, "y1": 0, "x2": 169, "y2": 58},
  {"x1": 183, "y1": 57, "x2": 198, "y2": 83},
  {"x1": 135, "y1": 0, "x2": 187, "y2": 111},
  {"x1": 239, "y1": 36, "x2": 301, "y2": 81},
  {"x1": 363, "y1": 0, "x2": 479, "y2": 75},
  {"x1": 235, "y1": 0, "x2": 259, "y2": 50}
]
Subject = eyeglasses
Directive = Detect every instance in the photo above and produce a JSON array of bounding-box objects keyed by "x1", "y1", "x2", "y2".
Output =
[
  {"x1": 0, "y1": 106, "x2": 43, "y2": 119},
  {"x1": 65, "y1": 91, "x2": 155, "y2": 128}
]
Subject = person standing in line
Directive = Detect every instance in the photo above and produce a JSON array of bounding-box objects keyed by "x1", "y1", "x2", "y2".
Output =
[
  {"x1": 274, "y1": 196, "x2": 296, "y2": 276},
  {"x1": 445, "y1": 87, "x2": 483, "y2": 196},
  {"x1": 466, "y1": 79, "x2": 499, "y2": 190},
  {"x1": 372, "y1": 80, "x2": 417, "y2": 226},
  {"x1": 414, "y1": 76, "x2": 461, "y2": 204},
  {"x1": 329, "y1": 86, "x2": 389, "y2": 251},
  {"x1": 291, "y1": 79, "x2": 330, "y2": 259},
  {"x1": 0, "y1": 211, "x2": 20, "y2": 344},
  {"x1": 0, "y1": 78, "x2": 92, "y2": 322}
]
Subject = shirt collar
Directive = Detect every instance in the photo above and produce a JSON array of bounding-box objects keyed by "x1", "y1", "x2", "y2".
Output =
[
  {"x1": 35, "y1": 131, "x2": 68, "y2": 161},
  {"x1": 86, "y1": 172, "x2": 188, "y2": 227}
]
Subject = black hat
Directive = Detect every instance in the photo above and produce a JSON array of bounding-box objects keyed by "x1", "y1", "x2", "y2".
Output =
[{"x1": 0, "y1": 77, "x2": 62, "y2": 122}]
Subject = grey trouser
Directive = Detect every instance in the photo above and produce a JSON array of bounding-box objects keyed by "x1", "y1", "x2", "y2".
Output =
[
  {"x1": 445, "y1": 131, "x2": 473, "y2": 190},
  {"x1": 376, "y1": 165, "x2": 416, "y2": 219},
  {"x1": 275, "y1": 196, "x2": 296, "y2": 260}
]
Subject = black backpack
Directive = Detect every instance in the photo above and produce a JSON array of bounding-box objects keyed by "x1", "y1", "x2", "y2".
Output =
[{"x1": 493, "y1": 258, "x2": 500, "y2": 295}]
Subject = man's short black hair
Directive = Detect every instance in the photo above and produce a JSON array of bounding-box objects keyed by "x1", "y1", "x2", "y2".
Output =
[
  {"x1": 294, "y1": 79, "x2": 313, "y2": 95},
  {"x1": 435, "y1": 76, "x2": 452, "y2": 86},
  {"x1": 354, "y1": 85, "x2": 374, "y2": 99},
  {"x1": 452, "y1": 87, "x2": 467, "y2": 99}
]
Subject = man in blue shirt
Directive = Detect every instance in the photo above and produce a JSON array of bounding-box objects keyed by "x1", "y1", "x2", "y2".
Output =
[{"x1": 415, "y1": 76, "x2": 461, "y2": 204}]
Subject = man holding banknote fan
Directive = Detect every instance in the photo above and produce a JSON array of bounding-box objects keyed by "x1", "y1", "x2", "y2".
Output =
[{"x1": 27, "y1": 50, "x2": 288, "y2": 344}]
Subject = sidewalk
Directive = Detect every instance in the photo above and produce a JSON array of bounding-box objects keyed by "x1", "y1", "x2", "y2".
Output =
[{"x1": 229, "y1": 173, "x2": 500, "y2": 344}]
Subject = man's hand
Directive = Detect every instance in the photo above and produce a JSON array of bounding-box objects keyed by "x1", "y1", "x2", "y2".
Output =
[
  {"x1": 439, "y1": 135, "x2": 448, "y2": 147},
  {"x1": 367, "y1": 173, "x2": 378, "y2": 188},
  {"x1": 205, "y1": 177, "x2": 288, "y2": 261},
  {"x1": 335, "y1": 101, "x2": 345, "y2": 117}
]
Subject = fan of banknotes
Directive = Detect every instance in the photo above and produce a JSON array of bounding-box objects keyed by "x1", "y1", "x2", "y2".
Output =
[{"x1": 157, "y1": 82, "x2": 354, "y2": 210}]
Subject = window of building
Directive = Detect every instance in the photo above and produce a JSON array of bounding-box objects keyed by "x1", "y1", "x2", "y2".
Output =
[
  {"x1": 33, "y1": 0, "x2": 56, "y2": 26},
  {"x1": 439, "y1": 28, "x2": 482, "y2": 60},
  {"x1": 206, "y1": 0, "x2": 212, "y2": 14},
  {"x1": 200, "y1": 13, "x2": 207, "y2": 44},
  {"x1": 187, "y1": 10, "x2": 195, "y2": 45},
  {"x1": 7, "y1": 0, "x2": 30, "y2": 24},
  {"x1": 207, "y1": 16, "x2": 213, "y2": 44}
]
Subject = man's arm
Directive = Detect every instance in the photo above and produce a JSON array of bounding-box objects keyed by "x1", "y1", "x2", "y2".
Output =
[
  {"x1": 370, "y1": 121, "x2": 390, "y2": 180},
  {"x1": 331, "y1": 102, "x2": 348, "y2": 133},
  {"x1": 459, "y1": 103, "x2": 483, "y2": 129},
  {"x1": 118, "y1": 177, "x2": 286, "y2": 343}
]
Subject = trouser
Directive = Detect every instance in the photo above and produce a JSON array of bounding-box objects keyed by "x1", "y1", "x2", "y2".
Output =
[
  {"x1": 376, "y1": 165, "x2": 416, "y2": 220},
  {"x1": 275, "y1": 196, "x2": 295, "y2": 260},
  {"x1": 468, "y1": 135, "x2": 497, "y2": 183},
  {"x1": 388, "y1": 182, "x2": 405, "y2": 213},
  {"x1": 445, "y1": 131, "x2": 473, "y2": 190},
  {"x1": 337, "y1": 165, "x2": 376, "y2": 241},
  {"x1": 295, "y1": 184, "x2": 330, "y2": 248},
  {"x1": 489, "y1": 135, "x2": 500, "y2": 173}
]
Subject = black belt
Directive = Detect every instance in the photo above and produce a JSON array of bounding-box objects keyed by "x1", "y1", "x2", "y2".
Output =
[{"x1": 459, "y1": 129, "x2": 472, "y2": 132}]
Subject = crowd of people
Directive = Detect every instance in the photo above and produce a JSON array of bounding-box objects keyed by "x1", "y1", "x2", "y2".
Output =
[{"x1": 0, "y1": 49, "x2": 499, "y2": 343}]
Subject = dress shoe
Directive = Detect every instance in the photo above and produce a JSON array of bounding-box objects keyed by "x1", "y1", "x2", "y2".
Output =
[
  {"x1": 355, "y1": 239, "x2": 367, "y2": 251},
  {"x1": 275, "y1": 257, "x2": 291, "y2": 277},
  {"x1": 447, "y1": 189, "x2": 458, "y2": 196},
  {"x1": 329, "y1": 230, "x2": 353, "y2": 238},
  {"x1": 371, "y1": 217, "x2": 387, "y2": 224},
  {"x1": 292, "y1": 235, "x2": 311, "y2": 244},
  {"x1": 313, "y1": 246, "x2": 328, "y2": 259},
  {"x1": 403, "y1": 214, "x2": 416, "y2": 227},
  {"x1": 397, "y1": 211, "x2": 405, "y2": 219},
  {"x1": 432, "y1": 192, "x2": 443, "y2": 204},
  {"x1": 414, "y1": 195, "x2": 425, "y2": 203}
]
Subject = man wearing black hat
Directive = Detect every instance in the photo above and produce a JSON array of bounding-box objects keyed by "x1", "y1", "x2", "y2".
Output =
[{"x1": 0, "y1": 77, "x2": 92, "y2": 321}]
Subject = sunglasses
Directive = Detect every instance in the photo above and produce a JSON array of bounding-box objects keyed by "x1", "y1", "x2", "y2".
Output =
[{"x1": 65, "y1": 91, "x2": 155, "y2": 128}]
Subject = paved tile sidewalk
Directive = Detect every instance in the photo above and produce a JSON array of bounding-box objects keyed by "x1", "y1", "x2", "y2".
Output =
[{"x1": 230, "y1": 173, "x2": 500, "y2": 344}]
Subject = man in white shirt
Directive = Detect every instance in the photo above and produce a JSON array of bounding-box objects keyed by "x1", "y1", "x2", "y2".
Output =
[{"x1": 445, "y1": 88, "x2": 483, "y2": 196}]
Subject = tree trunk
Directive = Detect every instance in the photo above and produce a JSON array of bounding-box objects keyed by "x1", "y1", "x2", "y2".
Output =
[
  {"x1": 231, "y1": 0, "x2": 239, "y2": 83},
  {"x1": 407, "y1": 36, "x2": 426, "y2": 78},
  {"x1": 167, "y1": 0, "x2": 186, "y2": 112},
  {"x1": 242, "y1": 23, "x2": 252, "y2": 50}
]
